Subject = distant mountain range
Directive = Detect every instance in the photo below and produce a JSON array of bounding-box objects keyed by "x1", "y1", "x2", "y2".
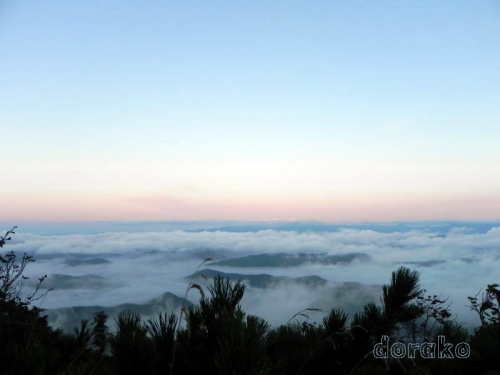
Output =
[
  {"x1": 208, "y1": 252, "x2": 371, "y2": 267},
  {"x1": 65, "y1": 258, "x2": 111, "y2": 266},
  {"x1": 190, "y1": 269, "x2": 329, "y2": 288},
  {"x1": 44, "y1": 266, "x2": 383, "y2": 334},
  {"x1": 39, "y1": 273, "x2": 109, "y2": 290},
  {"x1": 44, "y1": 291, "x2": 190, "y2": 334},
  {"x1": 189, "y1": 269, "x2": 383, "y2": 318},
  {"x1": 184, "y1": 221, "x2": 500, "y2": 234},
  {"x1": 15, "y1": 220, "x2": 500, "y2": 235}
]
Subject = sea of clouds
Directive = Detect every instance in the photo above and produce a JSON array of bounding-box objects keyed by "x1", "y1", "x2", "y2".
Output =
[{"x1": 3, "y1": 221, "x2": 500, "y2": 329}]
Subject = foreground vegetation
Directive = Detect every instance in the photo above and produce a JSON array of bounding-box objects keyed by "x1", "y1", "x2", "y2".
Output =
[{"x1": 1, "y1": 227, "x2": 499, "y2": 375}]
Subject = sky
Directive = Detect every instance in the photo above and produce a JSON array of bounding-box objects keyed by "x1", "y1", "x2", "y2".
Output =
[{"x1": 1, "y1": 0, "x2": 500, "y2": 222}]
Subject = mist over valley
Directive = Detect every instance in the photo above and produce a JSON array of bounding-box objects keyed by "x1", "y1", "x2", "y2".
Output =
[{"x1": 7, "y1": 220, "x2": 499, "y2": 333}]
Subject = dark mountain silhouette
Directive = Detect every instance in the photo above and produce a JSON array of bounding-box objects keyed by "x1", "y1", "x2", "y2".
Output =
[
  {"x1": 44, "y1": 291, "x2": 189, "y2": 333},
  {"x1": 39, "y1": 273, "x2": 108, "y2": 290},
  {"x1": 66, "y1": 258, "x2": 111, "y2": 266},
  {"x1": 190, "y1": 268, "x2": 328, "y2": 288},
  {"x1": 210, "y1": 252, "x2": 371, "y2": 267}
]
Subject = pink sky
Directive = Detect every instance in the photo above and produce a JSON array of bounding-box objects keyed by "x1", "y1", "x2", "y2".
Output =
[{"x1": 3, "y1": 190, "x2": 499, "y2": 223}]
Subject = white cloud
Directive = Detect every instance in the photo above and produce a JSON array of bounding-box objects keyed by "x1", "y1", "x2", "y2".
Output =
[{"x1": 6, "y1": 226, "x2": 500, "y2": 329}]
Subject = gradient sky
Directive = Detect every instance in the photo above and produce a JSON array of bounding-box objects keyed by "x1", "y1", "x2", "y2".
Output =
[{"x1": 1, "y1": 0, "x2": 499, "y2": 222}]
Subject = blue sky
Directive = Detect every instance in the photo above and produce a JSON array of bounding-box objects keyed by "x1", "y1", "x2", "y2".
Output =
[{"x1": 1, "y1": 0, "x2": 499, "y2": 222}]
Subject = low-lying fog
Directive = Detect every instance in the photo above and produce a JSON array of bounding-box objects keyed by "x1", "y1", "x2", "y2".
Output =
[{"x1": 5, "y1": 221, "x2": 500, "y2": 331}]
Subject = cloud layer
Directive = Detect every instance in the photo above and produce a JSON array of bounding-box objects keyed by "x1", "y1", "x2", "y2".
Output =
[{"x1": 5, "y1": 224, "x2": 500, "y2": 329}]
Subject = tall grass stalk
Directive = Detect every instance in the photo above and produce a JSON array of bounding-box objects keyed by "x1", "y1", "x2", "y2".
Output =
[{"x1": 170, "y1": 257, "x2": 212, "y2": 375}]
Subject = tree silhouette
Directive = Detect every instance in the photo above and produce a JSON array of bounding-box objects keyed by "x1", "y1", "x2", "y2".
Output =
[
  {"x1": 180, "y1": 275, "x2": 271, "y2": 375},
  {"x1": 381, "y1": 266, "x2": 423, "y2": 325},
  {"x1": 146, "y1": 311, "x2": 178, "y2": 374},
  {"x1": 109, "y1": 310, "x2": 155, "y2": 375}
]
